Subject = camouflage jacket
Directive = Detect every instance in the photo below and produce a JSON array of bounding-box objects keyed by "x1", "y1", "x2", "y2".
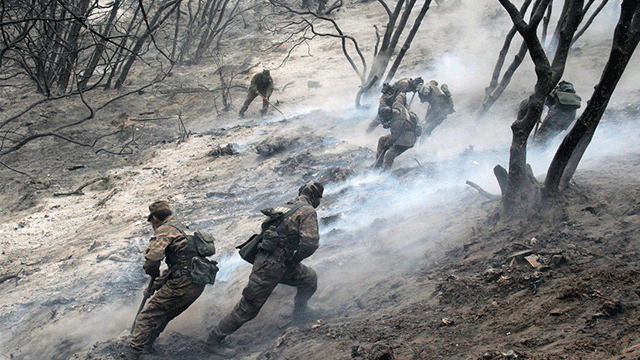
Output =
[
  {"x1": 388, "y1": 92, "x2": 418, "y2": 147},
  {"x1": 144, "y1": 216, "x2": 190, "y2": 277},
  {"x1": 418, "y1": 82, "x2": 454, "y2": 114},
  {"x1": 274, "y1": 195, "x2": 319, "y2": 263},
  {"x1": 250, "y1": 72, "x2": 274, "y2": 97},
  {"x1": 380, "y1": 79, "x2": 415, "y2": 106},
  {"x1": 391, "y1": 79, "x2": 414, "y2": 94}
]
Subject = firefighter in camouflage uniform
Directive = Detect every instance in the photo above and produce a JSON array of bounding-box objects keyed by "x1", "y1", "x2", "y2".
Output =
[
  {"x1": 366, "y1": 77, "x2": 423, "y2": 133},
  {"x1": 122, "y1": 201, "x2": 207, "y2": 360},
  {"x1": 532, "y1": 80, "x2": 581, "y2": 146},
  {"x1": 239, "y1": 69, "x2": 274, "y2": 118},
  {"x1": 373, "y1": 91, "x2": 421, "y2": 171},
  {"x1": 204, "y1": 181, "x2": 324, "y2": 358},
  {"x1": 416, "y1": 79, "x2": 454, "y2": 141}
]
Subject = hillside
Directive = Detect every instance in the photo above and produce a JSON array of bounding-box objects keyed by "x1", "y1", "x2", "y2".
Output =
[{"x1": 1, "y1": 1, "x2": 640, "y2": 360}]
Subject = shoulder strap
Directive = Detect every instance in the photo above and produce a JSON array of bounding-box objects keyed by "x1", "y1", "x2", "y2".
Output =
[
  {"x1": 268, "y1": 202, "x2": 306, "y2": 229},
  {"x1": 283, "y1": 202, "x2": 306, "y2": 220},
  {"x1": 168, "y1": 222, "x2": 190, "y2": 238},
  {"x1": 168, "y1": 223, "x2": 199, "y2": 256}
]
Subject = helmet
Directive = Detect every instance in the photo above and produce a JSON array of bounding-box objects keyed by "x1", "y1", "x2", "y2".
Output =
[
  {"x1": 298, "y1": 181, "x2": 324, "y2": 208},
  {"x1": 411, "y1": 77, "x2": 424, "y2": 91},
  {"x1": 378, "y1": 106, "x2": 392, "y2": 121},
  {"x1": 557, "y1": 80, "x2": 576, "y2": 93}
]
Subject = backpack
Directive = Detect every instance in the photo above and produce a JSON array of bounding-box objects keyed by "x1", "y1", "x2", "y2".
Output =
[
  {"x1": 553, "y1": 91, "x2": 581, "y2": 110},
  {"x1": 170, "y1": 224, "x2": 219, "y2": 285},
  {"x1": 237, "y1": 203, "x2": 305, "y2": 264}
]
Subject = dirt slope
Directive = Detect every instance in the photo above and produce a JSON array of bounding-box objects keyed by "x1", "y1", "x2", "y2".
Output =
[{"x1": 1, "y1": 1, "x2": 640, "y2": 360}]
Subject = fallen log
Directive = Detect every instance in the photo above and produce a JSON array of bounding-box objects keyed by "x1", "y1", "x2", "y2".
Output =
[{"x1": 466, "y1": 180, "x2": 501, "y2": 200}]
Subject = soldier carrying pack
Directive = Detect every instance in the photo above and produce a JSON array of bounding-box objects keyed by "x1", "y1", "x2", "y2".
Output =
[
  {"x1": 237, "y1": 202, "x2": 306, "y2": 264},
  {"x1": 168, "y1": 223, "x2": 219, "y2": 285}
]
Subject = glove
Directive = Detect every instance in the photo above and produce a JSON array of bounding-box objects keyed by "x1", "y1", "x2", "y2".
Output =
[
  {"x1": 143, "y1": 259, "x2": 161, "y2": 278},
  {"x1": 144, "y1": 282, "x2": 156, "y2": 298}
]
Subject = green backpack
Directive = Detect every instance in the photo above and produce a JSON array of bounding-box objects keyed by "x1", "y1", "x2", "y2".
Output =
[
  {"x1": 554, "y1": 91, "x2": 581, "y2": 110},
  {"x1": 170, "y1": 224, "x2": 219, "y2": 285},
  {"x1": 237, "y1": 203, "x2": 305, "y2": 264}
]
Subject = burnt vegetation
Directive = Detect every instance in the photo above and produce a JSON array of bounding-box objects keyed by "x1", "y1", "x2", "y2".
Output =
[{"x1": 2, "y1": 0, "x2": 640, "y2": 359}]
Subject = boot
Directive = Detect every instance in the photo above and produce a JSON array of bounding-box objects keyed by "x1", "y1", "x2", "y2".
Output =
[
  {"x1": 204, "y1": 332, "x2": 236, "y2": 358},
  {"x1": 120, "y1": 347, "x2": 141, "y2": 360},
  {"x1": 292, "y1": 302, "x2": 309, "y2": 323},
  {"x1": 143, "y1": 334, "x2": 157, "y2": 354}
]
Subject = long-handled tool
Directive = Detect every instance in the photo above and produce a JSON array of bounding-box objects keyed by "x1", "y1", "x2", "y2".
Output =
[
  {"x1": 259, "y1": 93, "x2": 289, "y2": 119},
  {"x1": 130, "y1": 277, "x2": 156, "y2": 334},
  {"x1": 408, "y1": 92, "x2": 416, "y2": 110}
]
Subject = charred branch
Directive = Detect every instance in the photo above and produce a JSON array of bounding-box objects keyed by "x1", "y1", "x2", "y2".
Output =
[
  {"x1": 53, "y1": 177, "x2": 108, "y2": 197},
  {"x1": 466, "y1": 180, "x2": 501, "y2": 200}
]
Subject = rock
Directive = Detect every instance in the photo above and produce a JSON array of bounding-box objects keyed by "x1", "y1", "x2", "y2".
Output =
[
  {"x1": 483, "y1": 268, "x2": 502, "y2": 282},
  {"x1": 524, "y1": 254, "x2": 541, "y2": 268},
  {"x1": 441, "y1": 317, "x2": 455, "y2": 326},
  {"x1": 351, "y1": 345, "x2": 365, "y2": 358},
  {"x1": 321, "y1": 213, "x2": 341, "y2": 226},
  {"x1": 367, "y1": 343, "x2": 395, "y2": 360},
  {"x1": 255, "y1": 136, "x2": 298, "y2": 157},
  {"x1": 551, "y1": 254, "x2": 566, "y2": 268},
  {"x1": 207, "y1": 143, "x2": 237, "y2": 158}
]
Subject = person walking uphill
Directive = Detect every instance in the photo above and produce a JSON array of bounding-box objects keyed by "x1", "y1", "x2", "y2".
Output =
[
  {"x1": 239, "y1": 69, "x2": 274, "y2": 118},
  {"x1": 373, "y1": 91, "x2": 420, "y2": 171},
  {"x1": 366, "y1": 77, "x2": 423, "y2": 133},
  {"x1": 204, "y1": 181, "x2": 324, "y2": 358},
  {"x1": 531, "y1": 80, "x2": 581, "y2": 147},
  {"x1": 416, "y1": 79, "x2": 454, "y2": 140},
  {"x1": 122, "y1": 201, "x2": 214, "y2": 360}
]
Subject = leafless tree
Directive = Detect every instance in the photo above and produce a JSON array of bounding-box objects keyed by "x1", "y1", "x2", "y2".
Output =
[
  {"x1": 173, "y1": 0, "x2": 245, "y2": 65},
  {"x1": 113, "y1": 0, "x2": 181, "y2": 89},
  {"x1": 493, "y1": 0, "x2": 584, "y2": 217},
  {"x1": 264, "y1": 0, "x2": 433, "y2": 108},
  {"x1": 479, "y1": 0, "x2": 610, "y2": 117},
  {"x1": 491, "y1": 0, "x2": 639, "y2": 220},
  {"x1": 0, "y1": 0, "x2": 199, "y2": 94},
  {"x1": 544, "y1": 0, "x2": 640, "y2": 196}
]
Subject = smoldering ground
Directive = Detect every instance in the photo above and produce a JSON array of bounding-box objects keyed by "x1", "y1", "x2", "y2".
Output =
[
  {"x1": 2, "y1": 0, "x2": 639, "y2": 359},
  {"x1": 8, "y1": 98, "x2": 640, "y2": 360}
]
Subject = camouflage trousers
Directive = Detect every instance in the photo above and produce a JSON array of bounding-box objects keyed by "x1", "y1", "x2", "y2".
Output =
[
  {"x1": 213, "y1": 250, "x2": 317, "y2": 337},
  {"x1": 375, "y1": 134, "x2": 411, "y2": 170},
  {"x1": 422, "y1": 111, "x2": 447, "y2": 138},
  {"x1": 532, "y1": 107, "x2": 576, "y2": 146},
  {"x1": 130, "y1": 275, "x2": 205, "y2": 351},
  {"x1": 239, "y1": 90, "x2": 269, "y2": 116}
]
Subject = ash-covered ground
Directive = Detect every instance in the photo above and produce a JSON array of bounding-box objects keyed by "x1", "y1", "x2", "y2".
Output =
[{"x1": 2, "y1": 1, "x2": 640, "y2": 360}]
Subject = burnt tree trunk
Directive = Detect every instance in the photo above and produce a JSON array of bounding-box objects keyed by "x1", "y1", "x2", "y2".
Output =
[
  {"x1": 56, "y1": 0, "x2": 92, "y2": 93},
  {"x1": 497, "y1": 0, "x2": 584, "y2": 216},
  {"x1": 544, "y1": 0, "x2": 640, "y2": 196},
  {"x1": 480, "y1": 0, "x2": 607, "y2": 116},
  {"x1": 114, "y1": 0, "x2": 180, "y2": 89},
  {"x1": 384, "y1": 0, "x2": 432, "y2": 83},
  {"x1": 78, "y1": 0, "x2": 121, "y2": 90},
  {"x1": 478, "y1": 0, "x2": 536, "y2": 118}
]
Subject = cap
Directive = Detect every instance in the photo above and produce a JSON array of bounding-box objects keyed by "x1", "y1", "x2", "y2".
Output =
[
  {"x1": 147, "y1": 200, "x2": 171, "y2": 222},
  {"x1": 298, "y1": 181, "x2": 324, "y2": 199}
]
